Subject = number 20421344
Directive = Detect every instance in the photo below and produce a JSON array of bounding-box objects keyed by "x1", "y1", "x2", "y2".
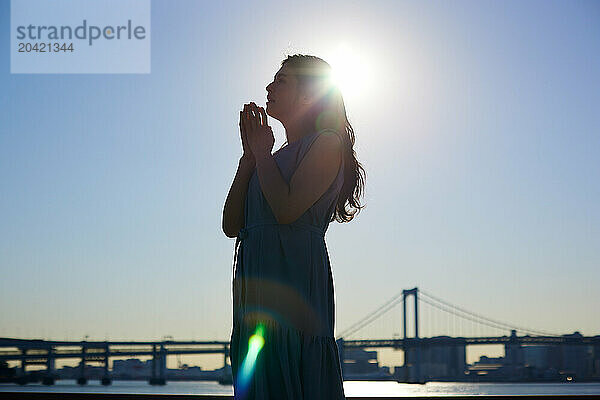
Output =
[{"x1": 18, "y1": 42, "x2": 74, "y2": 52}]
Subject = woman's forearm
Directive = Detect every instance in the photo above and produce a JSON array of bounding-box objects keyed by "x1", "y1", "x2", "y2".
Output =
[{"x1": 222, "y1": 156, "x2": 255, "y2": 238}]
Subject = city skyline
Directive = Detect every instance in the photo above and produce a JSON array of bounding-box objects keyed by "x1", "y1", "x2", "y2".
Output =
[{"x1": 1, "y1": 0, "x2": 599, "y2": 371}]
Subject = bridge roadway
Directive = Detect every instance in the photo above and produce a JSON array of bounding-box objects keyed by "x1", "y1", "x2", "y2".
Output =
[
  {"x1": 342, "y1": 334, "x2": 600, "y2": 349},
  {"x1": 2, "y1": 334, "x2": 600, "y2": 363},
  {"x1": 0, "y1": 393, "x2": 599, "y2": 400},
  {"x1": 0, "y1": 338, "x2": 230, "y2": 362},
  {"x1": 0, "y1": 392, "x2": 600, "y2": 400}
]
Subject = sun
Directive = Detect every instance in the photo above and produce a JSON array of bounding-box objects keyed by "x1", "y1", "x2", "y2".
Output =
[{"x1": 327, "y1": 43, "x2": 372, "y2": 104}]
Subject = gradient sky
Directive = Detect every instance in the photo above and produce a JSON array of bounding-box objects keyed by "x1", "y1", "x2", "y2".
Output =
[{"x1": 1, "y1": 0, "x2": 599, "y2": 369}]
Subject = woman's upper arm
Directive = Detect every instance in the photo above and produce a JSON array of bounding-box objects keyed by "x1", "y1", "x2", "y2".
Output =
[{"x1": 279, "y1": 132, "x2": 343, "y2": 224}]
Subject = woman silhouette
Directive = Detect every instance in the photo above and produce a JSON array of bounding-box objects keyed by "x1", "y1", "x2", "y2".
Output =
[{"x1": 222, "y1": 54, "x2": 366, "y2": 400}]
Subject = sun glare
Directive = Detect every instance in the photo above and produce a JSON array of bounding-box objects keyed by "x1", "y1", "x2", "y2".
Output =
[{"x1": 327, "y1": 43, "x2": 372, "y2": 103}]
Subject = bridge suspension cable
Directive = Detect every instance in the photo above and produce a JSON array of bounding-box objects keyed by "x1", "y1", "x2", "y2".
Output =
[
  {"x1": 419, "y1": 289, "x2": 562, "y2": 337},
  {"x1": 337, "y1": 290, "x2": 405, "y2": 339},
  {"x1": 338, "y1": 287, "x2": 564, "y2": 340},
  {"x1": 419, "y1": 295, "x2": 518, "y2": 335}
]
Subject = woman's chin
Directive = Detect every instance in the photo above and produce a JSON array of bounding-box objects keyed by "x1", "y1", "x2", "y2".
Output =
[{"x1": 265, "y1": 106, "x2": 277, "y2": 119}]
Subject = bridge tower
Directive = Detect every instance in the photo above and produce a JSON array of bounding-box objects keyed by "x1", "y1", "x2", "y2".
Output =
[
  {"x1": 402, "y1": 287, "x2": 421, "y2": 383},
  {"x1": 402, "y1": 287, "x2": 419, "y2": 340},
  {"x1": 149, "y1": 344, "x2": 167, "y2": 385}
]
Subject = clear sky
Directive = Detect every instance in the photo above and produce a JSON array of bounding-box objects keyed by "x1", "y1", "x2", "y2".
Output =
[{"x1": 1, "y1": 0, "x2": 599, "y2": 369}]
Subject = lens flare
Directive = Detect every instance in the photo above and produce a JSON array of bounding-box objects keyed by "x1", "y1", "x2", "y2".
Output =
[
  {"x1": 327, "y1": 42, "x2": 372, "y2": 104},
  {"x1": 235, "y1": 323, "x2": 266, "y2": 398}
]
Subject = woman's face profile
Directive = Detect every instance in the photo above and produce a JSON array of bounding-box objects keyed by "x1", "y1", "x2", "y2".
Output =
[{"x1": 265, "y1": 65, "x2": 302, "y2": 123}]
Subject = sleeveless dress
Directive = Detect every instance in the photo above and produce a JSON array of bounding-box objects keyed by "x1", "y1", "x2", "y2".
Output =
[{"x1": 229, "y1": 129, "x2": 346, "y2": 400}]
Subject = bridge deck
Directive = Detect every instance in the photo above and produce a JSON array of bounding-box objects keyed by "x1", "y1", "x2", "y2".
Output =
[
  {"x1": 0, "y1": 392, "x2": 600, "y2": 400},
  {"x1": 1, "y1": 393, "x2": 599, "y2": 399}
]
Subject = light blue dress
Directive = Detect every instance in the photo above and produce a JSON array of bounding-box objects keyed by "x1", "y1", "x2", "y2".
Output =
[{"x1": 230, "y1": 129, "x2": 346, "y2": 399}]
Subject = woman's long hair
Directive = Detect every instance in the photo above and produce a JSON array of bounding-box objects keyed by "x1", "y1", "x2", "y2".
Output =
[{"x1": 280, "y1": 54, "x2": 366, "y2": 223}]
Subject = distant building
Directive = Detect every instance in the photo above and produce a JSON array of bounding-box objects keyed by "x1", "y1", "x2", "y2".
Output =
[
  {"x1": 57, "y1": 364, "x2": 106, "y2": 380},
  {"x1": 113, "y1": 358, "x2": 154, "y2": 379},
  {"x1": 474, "y1": 356, "x2": 504, "y2": 366},
  {"x1": 561, "y1": 332, "x2": 593, "y2": 379},
  {"x1": 106, "y1": 358, "x2": 228, "y2": 381},
  {"x1": 523, "y1": 345, "x2": 552, "y2": 370},
  {"x1": 592, "y1": 339, "x2": 600, "y2": 379},
  {"x1": 403, "y1": 337, "x2": 466, "y2": 381},
  {"x1": 342, "y1": 348, "x2": 391, "y2": 379},
  {"x1": 467, "y1": 355, "x2": 504, "y2": 379}
]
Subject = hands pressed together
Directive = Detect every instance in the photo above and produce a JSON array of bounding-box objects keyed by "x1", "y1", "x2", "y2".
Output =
[{"x1": 239, "y1": 102, "x2": 274, "y2": 165}]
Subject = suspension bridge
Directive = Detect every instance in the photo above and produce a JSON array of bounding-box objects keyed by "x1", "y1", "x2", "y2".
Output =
[
  {"x1": 335, "y1": 287, "x2": 599, "y2": 383},
  {"x1": 1, "y1": 287, "x2": 598, "y2": 385}
]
